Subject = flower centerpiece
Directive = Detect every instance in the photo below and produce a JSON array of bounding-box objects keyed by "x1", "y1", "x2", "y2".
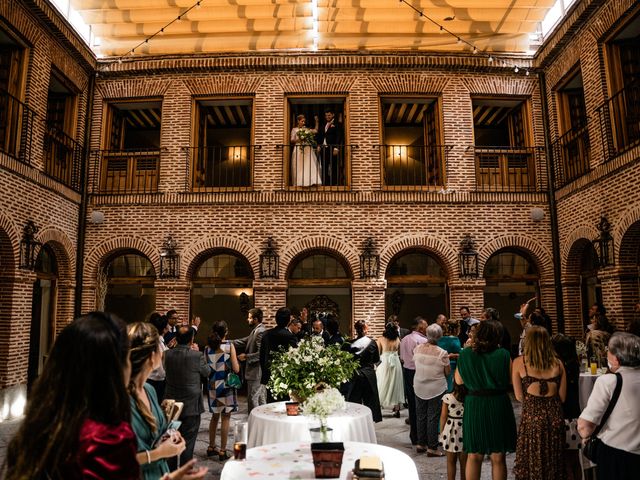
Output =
[
  {"x1": 303, "y1": 387, "x2": 346, "y2": 443},
  {"x1": 296, "y1": 127, "x2": 317, "y2": 147},
  {"x1": 267, "y1": 336, "x2": 358, "y2": 403},
  {"x1": 575, "y1": 340, "x2": 587, "y2": 358}
]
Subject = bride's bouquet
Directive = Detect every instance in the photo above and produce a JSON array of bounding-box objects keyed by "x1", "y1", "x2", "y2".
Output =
[{"x1": 296, "y1": 127, "x2": 317, "y2": 147}]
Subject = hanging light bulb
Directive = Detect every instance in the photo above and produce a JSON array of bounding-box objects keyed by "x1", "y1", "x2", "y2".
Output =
[
  {"x1": 488, "y1": 56, "x2": 493, "y2": 63},
  {"x1": 176, "y1": 15, "x2": 182, "y2": 22},
  {"x1": 196, "y1": 1, "x2": 201, "y2": 8},
  {"x1": 159, "y1": 28, "x2": 165, "y2": 35},
  {"x1": 117, "y1": 57, "x2": 122, "y2": 64},
  {"x1": 514, "y1": 66, "x2": 519, "y2": 73},
  {"x1": 473, "y1": 46, "x2": 478, "y2": 54},
  {"x1": 456, "y1": 38, "x2": 462, "y2": 45},
  {"x1": 525, "y1": 70, "x2": 530, "y2": 76}
]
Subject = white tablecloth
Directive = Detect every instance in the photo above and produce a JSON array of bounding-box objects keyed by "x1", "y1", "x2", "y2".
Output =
[
  {"x1": 221, "y1": 441, "x2": 419, "y2": 480},
  {"x1": 247, "y1": 401, "x2": 377, "y2": 448},
  {"x1": 579, "y1": 372, "x2": 603, "y2": 410}
]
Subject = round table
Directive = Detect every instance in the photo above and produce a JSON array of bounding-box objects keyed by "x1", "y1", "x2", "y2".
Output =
[
  {"x1": 579, "y1": 372, "x2": 604, "y2": 410},
  {"x1": 221, "y1": 441, "x2": 419, "y2": 480},
  {"x1": 247, "y1": 401, "x2": 377, "y2": 448}
]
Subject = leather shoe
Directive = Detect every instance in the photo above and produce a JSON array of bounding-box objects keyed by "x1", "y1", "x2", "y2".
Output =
[
  {"x1": 416, "y1": 446, "x2": 427, "y2": 453},
  {"x1": 426, "y1": 449, "x2": 445, "y2": 457},
  {"x1": 404, "y1": 418, "x2": 410, "y2": 425}
]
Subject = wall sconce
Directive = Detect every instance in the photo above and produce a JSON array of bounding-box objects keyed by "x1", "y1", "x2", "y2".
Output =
[
  {"x1": 359, "y1": 237, "x2": 380, "y2": 279},
  {"x1": 593, "y1": 216, "x2": 614, "y2": 268},
  {"x1": 530, "y1": 207, "x2": 545, "y2": 222},
  {"x1": 159, "y1": 236, "x2": 180, "y2": 279},
  {"x1": 259, "y1": 237, "x2": 279, "y2": 279},
  {"x1": 459, "y1": 234, "x2": 479, "y2": 278},
  {"x1": 19, "y1": 220, "x2": 41, "y2": 270}
]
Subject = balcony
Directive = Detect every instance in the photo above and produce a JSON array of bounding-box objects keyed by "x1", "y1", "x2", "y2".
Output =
[
  {"x1": 379, "y1": 144, "x2": 450, "y2": 190},
  {"x1": 552, "y1": 125, "x2": 591, "y2": 189},
  {"x1": 596, "y1": 78, "x2": 640, "y2": 160},
  {"x1": 280, "y1": 143, "x2": 353, "y2": 191},
  {"x1": 0, "y1": 89, "x2": 35, "y2": 164},
  {"x1": 92, "y1": 149, "x2": 160, "y2": 194},
  {"x1": 44, "y1": 125, "x2": 82, "y2": 191},
  {"x1": 184, "y1": 145, "x2": 258, "y2": 192},
  {"x1": 474, "y1": 146, "x2": 542, "y2": 193}
]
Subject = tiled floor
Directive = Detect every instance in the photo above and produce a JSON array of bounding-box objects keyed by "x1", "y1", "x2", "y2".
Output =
[{"x1": 0, "y1": 396, "x2": 521, "y2": 479}]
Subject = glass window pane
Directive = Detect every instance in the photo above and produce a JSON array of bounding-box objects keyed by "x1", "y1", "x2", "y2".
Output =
[
  {"x1": 107, "y1": 253, "x2": 154, "y2": 277},
  {"x1": 195, "y1": 253, "x2": 252, "y2": 279},
  {"x1": 290, "y1": 254, "x2": 348, "y2": 279}
]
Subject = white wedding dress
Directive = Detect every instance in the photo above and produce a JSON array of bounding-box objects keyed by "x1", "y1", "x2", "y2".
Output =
[{"x1": 290, "y1": 127, "x2": 322, "y2": 186}]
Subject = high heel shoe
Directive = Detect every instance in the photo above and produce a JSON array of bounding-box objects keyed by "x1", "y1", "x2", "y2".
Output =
[
  {"x1": 218, "y1": 450, "x2": 231, "y2": 461},
  {"x1": 206, "y1": 446, "x2": 217, "y2": 457},
  {"x1": 393, "y1": 410, "x2": 401, "y2": 418}
]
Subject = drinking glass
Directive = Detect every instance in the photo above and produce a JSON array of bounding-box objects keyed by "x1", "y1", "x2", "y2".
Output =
[{"x1": 233, "y1": 421, "x2": 248, "y2": 460}]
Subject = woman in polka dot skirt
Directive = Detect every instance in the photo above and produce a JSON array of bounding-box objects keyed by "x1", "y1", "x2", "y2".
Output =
[{"x1": 439, "y1": 382, "x2": 468, "y2": 480}]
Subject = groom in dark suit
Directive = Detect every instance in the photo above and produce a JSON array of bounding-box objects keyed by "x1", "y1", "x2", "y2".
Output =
[{"x1": 316, "y1": 109, "x2": 343, "y2": 186}]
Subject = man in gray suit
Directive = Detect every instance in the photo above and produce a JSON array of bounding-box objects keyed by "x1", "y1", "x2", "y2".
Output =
[
  {"x1": 164, "y1": 326, "x2": 210, "y2": 469},
  {"x1": 234, "y1": 308, "x2": 267, "y2": 413}
]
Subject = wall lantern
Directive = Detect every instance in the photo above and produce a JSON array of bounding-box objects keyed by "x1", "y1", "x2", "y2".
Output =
[
  {"x1": 159, "y1": 236, "x2": 180, "y2": 279},
  {"x1": 259, "y1": 237, "x2": 279, "y2": 279},
  {"x1": 19, "y1": 220, "x2": 41, "y2": 270},
  {"x1": 459, "y1": 234, "x2": 479, "y2": 278},
  {"x1": 359, "y1": 237, "x2": 380, "y2": 279},
  {"x1": 593, "y1": 216, "x2": 614, "y2": 268}
]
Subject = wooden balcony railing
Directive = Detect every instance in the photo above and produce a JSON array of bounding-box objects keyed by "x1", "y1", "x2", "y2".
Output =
[
  {"x1": 44, "y1": 125, "x2": 82, "y2": 191},
  {"x1": 379, "y1": 144, "x2": 450, "y2": 189},
  {"x1": 280, "y1": 143, "x2": 353, "y2": 190},
  {"x1": 0, "y1": 89, "x2": 35, "y2": 164},
  {"x1": 183, "y1": 145, "x2": 259, "y2": 192},
  {"x1": 474, "y1": 146, "x2": 543, "y2": 193},
  {"x1": 92, "y1": 149, "x2": 160, "y2": 194},
  {"x1": 596, "y1": 78, "x2": 640, "y2": 160}
]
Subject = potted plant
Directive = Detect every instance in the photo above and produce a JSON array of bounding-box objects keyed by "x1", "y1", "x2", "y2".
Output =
[{"x1": 267, "y1": 336, "x2": 358, "y2": 403}]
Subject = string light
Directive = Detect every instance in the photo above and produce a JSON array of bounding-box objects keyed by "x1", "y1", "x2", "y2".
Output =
[{"x1": 397, "y1": 0, "x2": 531, "y2": 75}]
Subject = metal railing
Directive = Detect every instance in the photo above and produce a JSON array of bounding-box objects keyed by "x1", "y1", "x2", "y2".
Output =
[
  {"x1": 0, "y1": 89, "x2": 35, "y2": 163},
  {"x1": 280, "y1": 143, "x2": 352, "y2": 190},
  {"x1": 379, "y1": 144, "x2": 450, "y2": 189},
  {"x1": 552, "y1": 125, "x2": 591, "y2": 189},
  {"x1": 44, "y1": 125, "x2": 82, "y2": 191},
  {"x1": 474, "y1": 146, "x2": 542, "y2": 193},
  {"x1": 596, "y1": 78, "x2": 640, "y2": 160},
  {"x1": 184, "y1": 145, "x2": 258, "y2": 191},
  {"x1": 92, "y1": 149, "x2": 160, "y2": 194}
]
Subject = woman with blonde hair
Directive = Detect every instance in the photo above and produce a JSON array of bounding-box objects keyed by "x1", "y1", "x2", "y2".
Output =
[
  {"x1": 512, "y1": 326, "x2": 566, "y2": 480},
  {"x1": 128, "y1": 322, "x2": 187, "y2": 479}
]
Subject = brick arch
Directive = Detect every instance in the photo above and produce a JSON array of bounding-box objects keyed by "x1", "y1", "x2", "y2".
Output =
[
  {"x1": 478, "y1": 235, "x2": 553, "y2": 281},
  {"x1": 618, "y1": 220, "x2": 640, "y2": 267},
  {"x1": 0, "y1": 211, "x2": 19, "y2": 262},
  {"x1": 614, "y1": 206, "x2": 640, "y2": 263},
  {"x1": 379, "y1": 234, "x2": 457, "y2": 280},
  {"x1": 36, "y1": 228, "x2": 75, "y2": 281},
  {"x1": 96, "y1": 79, "x2": 171, "y2": 100},
  {"x1": 84, "y1": 236, "x2": 160, "y2": 280},
  {"x1": 182, "y1": 236, "x2": 260, "y2": 280},
  {"x1": 280, "y1": 236, "x2": 359, "y2": 279},
  {"x1": 561, "y1": 225, "x2": 600, "y2": 278}
]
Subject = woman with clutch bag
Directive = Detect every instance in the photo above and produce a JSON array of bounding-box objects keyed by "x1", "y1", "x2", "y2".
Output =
[
  {"x1": 128, "y1": 322, "x2": 186, "y2": 479},
  {"x1": 205, "y1": 320, "x2": 240, "y2": 460}
]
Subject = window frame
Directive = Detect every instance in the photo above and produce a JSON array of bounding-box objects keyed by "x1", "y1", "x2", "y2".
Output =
[
  {"x1": 284, "y1": 94, "x2": 350, "y2": 191},
  {"x1": 190, "y1": 95, "x2": 255, "y2": 192},
  {"x1": 378, "y1": 94, "x2": 445, "y2": 191}
]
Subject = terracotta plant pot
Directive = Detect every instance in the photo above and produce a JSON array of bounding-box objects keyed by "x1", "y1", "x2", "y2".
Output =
[
  {"x1": 286, "y1": 402, "x2": 300, "y2": 416},
  {"x1": 310, "y1": 442, "x2": 345, "y2": 478}
]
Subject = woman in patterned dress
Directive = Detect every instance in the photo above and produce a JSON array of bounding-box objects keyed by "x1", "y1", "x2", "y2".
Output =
[
  {"x1": 205, "y1": 321, "x2": 240, "y2": 461},
  {"x1": 439, "y1": 382, "x2": 468, "y2": 480},
  {"x1": 512, "y1": 326, "x2": 566, "y2": 480}
]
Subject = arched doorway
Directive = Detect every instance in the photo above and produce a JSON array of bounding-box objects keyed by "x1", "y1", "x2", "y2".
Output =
[
  {"x1": 190, "y1": 250, "x2": 254, "y2": 342},
  {"x1": 483, "y1": 249, "x2": 540, "y2": 350},
  {"x1": 385, "y1": 250, "x2": 448, "y2": 329},
  {"x1": 287, "y1": 250, "x2": 352, "y2": 333},
  {"x1": 28, "y1": 244, "x2": 57, "y2": 387},
  {"x1": 0, "y1": 228, "x2": 15, "y2": 387},
  {"x1": 579, "y1": 242, "x2": 602, "y2": 328},
  {"x1": 618, "y1": 219, "x2": 640, "y2": 327},
  {"x1": 103, "y1": 251, "x2": 156, "y2": 323}
]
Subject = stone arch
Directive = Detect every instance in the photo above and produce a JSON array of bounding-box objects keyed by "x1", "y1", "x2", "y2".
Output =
[
  {"x1": 36, "y1": 227, "x2": 75, "y2": 282},
  {"x1": 561, "y1": 225, "x2": 600, "y2": 278},
  {"x1": 84, "y1": 236, "x2": 160, "y2": 281},
  {"x1": 478, "y1": 235, "x2": 553, "y2": 281},
  {"x1": 0, "y1": 211, "x2": 20, "y2": 263},
  {"x1": 182, "y1": 236, "x2": 260, "y2": 280},
  {"x1": 379, "y1": 234, "x2": 457, "y2": 280},
  {"x1": 280, "y1": 236, "x2": 359, "y2": 280}
]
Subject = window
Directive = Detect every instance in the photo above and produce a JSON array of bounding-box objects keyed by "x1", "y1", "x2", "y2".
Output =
[
  {"x1": 600, "y1": 11, "x2": 640, "y2": 155},
  {"x1": 286, "y1": 96, "x2": 348, "y2": 190},
  {"x1": 553, "y1": 68, "x2": 590, "y2": 187},
  {"x1": 289, "y1": 254, "x2": 349, "y2": 280},
  {"x1": 472, "y1": 97, "x2": 536, "y2": 192},
  {"x1": 0, "y1": 26, "x2": 32, "y2": 160},
  {"x1": 99, "y1": 100, "x2": 161, "y2": 193},
  {"x1": 192, "y1": 98, "x2": 253, "y2": 191},
  {"x1": 380, "y1": 97, "x2": 445, "y2": 189},
  {"x1": 104, "y1": 252, "x2": 156, "y2": 323},
  {"x1": 44, "y1": 69, "x2": 80, "y2": 189}
]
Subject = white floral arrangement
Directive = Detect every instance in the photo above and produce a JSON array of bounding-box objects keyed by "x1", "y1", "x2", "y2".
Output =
[
  {"x1": 296, "y1": 127, "x2": 317, "y2": 147},
  {"x1": 575, "y1": 340, "x2": 587, "y2": 357},
  {"x1": 302, "y1": 387, "x2": 346, "y2": 422}
]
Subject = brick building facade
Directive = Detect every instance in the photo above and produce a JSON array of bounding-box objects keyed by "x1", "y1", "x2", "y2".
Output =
[{"x1": 0, "y1": 0, "x2": 638, "y2": 416}]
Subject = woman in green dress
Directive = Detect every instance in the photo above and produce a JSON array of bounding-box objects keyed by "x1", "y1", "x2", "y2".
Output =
[
  {"x1": 455, "y1": 320, "x2": 517, "y2": 480},
  {"x1": 128, "y1": 322, "x2": 186, "y2": 479}
]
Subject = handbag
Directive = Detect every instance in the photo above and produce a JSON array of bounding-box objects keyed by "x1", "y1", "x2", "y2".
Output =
[
  {"x1": 224, "y1": 351, "x2": 242, "y2": 388},
  {"x1": 582, "y1": 372, "x2": 622, "y2": 461}
]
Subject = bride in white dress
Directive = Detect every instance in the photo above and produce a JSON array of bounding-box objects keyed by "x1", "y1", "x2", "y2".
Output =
[{"x1": 291, "y1": 114, "x2": 322, "y2": 187}]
